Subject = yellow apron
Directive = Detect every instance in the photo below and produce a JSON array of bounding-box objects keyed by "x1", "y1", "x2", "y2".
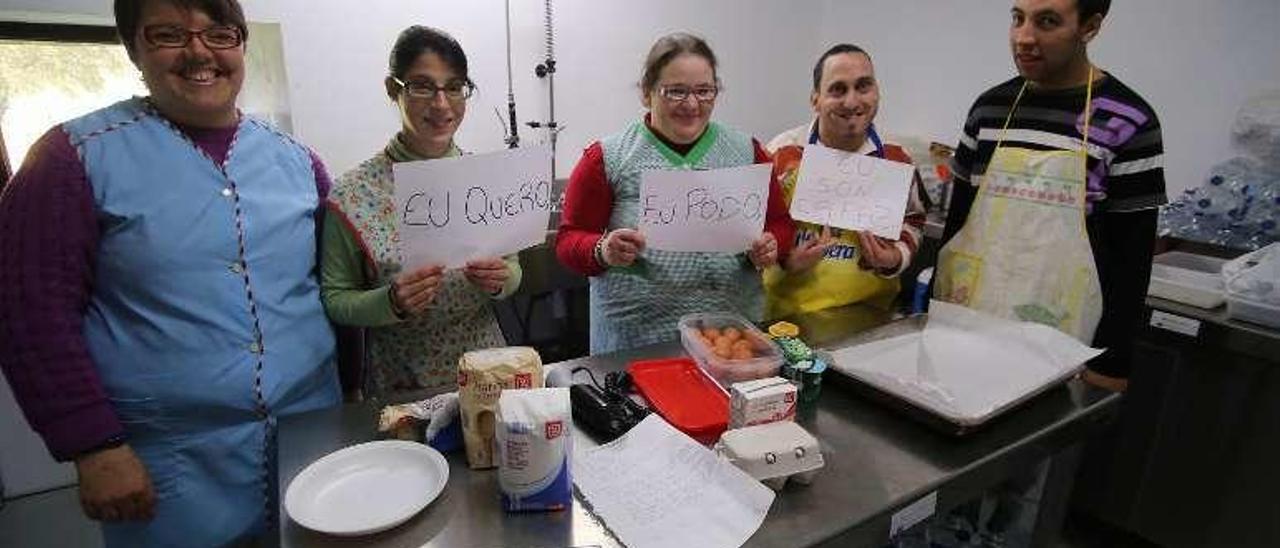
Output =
[{"x1": 935, "y1": 71, "x2": 1103, "y2": 343}]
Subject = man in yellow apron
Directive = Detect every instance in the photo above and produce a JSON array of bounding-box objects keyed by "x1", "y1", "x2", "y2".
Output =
[
  {"x1": 764, "y1": 44, "x2": 928, "y2": 320},
  {"x1": 936, "y1": 0, "x2": 1166, "y2": 394}
]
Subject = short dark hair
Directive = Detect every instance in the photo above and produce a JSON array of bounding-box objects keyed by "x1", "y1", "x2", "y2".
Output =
[
  {"x1": 114, "y1": 0, "x2": 248, "y2": 54},
  {"x1": 640, "y1": 32, "x2": 718, "y2": 95},
  {"x1": 1077, "y1": 0, "x2": 1111, "y2": 22},
  {"x1": 388, "y1": 25, "x2": 472, "y2": 87},
  {"x1": 812, "y1": 44, "x2": 869, "y2": 92}
]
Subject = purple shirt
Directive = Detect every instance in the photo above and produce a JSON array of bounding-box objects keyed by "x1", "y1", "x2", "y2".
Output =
[{"x1": 0, "y1": 121, "x2": 332, "y2": 460}]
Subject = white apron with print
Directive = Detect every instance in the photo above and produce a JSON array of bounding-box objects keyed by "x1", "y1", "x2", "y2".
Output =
[{"x1": 935, "y1": 79, "x2": 1103, "y2": 343}]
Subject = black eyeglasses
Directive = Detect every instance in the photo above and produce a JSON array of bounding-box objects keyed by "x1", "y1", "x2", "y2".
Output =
[
  {"x1": 393, "y1": 77, "x2": 475, "y2": 101},
  {"x1": 142, "y1": 24, "x2": 243, "y2": 50},
  {"x1": 658, "y1": 85, "x2": 719, "y2": 103}
]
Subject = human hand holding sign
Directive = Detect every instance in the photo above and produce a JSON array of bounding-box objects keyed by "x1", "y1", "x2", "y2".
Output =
[
  {"x1": 747, "y1": 232, "x2": 779, "y2": 269},
  {"x1": 784, "y1": 226, "x2": 837, "y2": 272},
  {"x1": 855, "y1": 230, "x2": 902, "y2": 272},
  {"x1": 600, "y1": 229, "x2": 647, "y2": 267},
  {"x1": 391, "y1": 264, "x2": 445, "y2": 317},
  {"x1": 464, "y1": 257, "x2": 510, "y2": 294}
]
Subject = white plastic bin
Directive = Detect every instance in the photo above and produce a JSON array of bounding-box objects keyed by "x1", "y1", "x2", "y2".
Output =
[
  {"x1": 1226, "y1": 295, "x2": 1280, "y2": 329},
  {"x1": 1147, "y1": 251, "x2": 1229, "y2": 308}
]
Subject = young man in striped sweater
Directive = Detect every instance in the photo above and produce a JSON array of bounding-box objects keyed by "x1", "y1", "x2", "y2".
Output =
[{"x1": 939, "y1": 0, "x2": 1165, "y2": 393}]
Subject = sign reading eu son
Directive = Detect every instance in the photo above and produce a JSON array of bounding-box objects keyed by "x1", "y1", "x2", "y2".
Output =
[
  {"x1": 393, "y1": 145, "x2": 552, "y2": 269},
  {"x1": 638, "y1": 163, "x2": 772, "y2": 253},
  {"x1": 790, "y1": 144, "x2": 914, "y2": 240}
]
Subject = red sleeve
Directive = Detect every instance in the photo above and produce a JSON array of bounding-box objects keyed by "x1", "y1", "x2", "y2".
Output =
[
  {"x1": 754, "y1": 139, "x2": 795, "y2": 260},
  {"x1": 555, "y1": 142, "x2": 611, "y2": 276},
  {"x1": 0, "y1": 127, "x2": 124, "y2": 461}
]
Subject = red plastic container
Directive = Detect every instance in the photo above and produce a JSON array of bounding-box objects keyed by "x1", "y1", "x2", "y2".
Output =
[{"x1": 627, "y1": 358, "x2": 729, "y2": 445}]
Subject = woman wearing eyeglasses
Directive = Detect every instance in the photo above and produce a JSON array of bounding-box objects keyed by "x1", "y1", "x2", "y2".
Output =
[
  {"x1": 0, "y1": 0, "x2": 339, "y2": 545},
  {"x1": 556, "y1": 32, "x2": 795, "y2": 354},
  {"x1": 321, "y1": 26, "x2": 521, "y2": 395}
]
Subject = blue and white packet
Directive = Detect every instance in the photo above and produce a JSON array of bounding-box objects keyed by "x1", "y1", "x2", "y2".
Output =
[{"x1": 496, "y1": 388, "x2": 573, "y2": 512}]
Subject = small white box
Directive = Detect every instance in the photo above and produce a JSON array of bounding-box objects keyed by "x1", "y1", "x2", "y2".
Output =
[
  {"x1": 729, "y1": 377, "x2": 797, "y2": 429},
  {"x1": 716, "y1": 421, "x2": 823, "y2": 490}
]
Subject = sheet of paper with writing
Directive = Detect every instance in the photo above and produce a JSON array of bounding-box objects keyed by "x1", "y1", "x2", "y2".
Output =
[
  {"x1": 393, "y1": 145, "x2": 552, "y2": 269},
  {"x1": 638, "y1": 163, "x2": 772, "y2": 253},
  {"x1": 573, "y1": 415, "x2": 774, "y2": 548},
  {"x1": 790, "y1": 143, "x2": 913, "y2": 240}
]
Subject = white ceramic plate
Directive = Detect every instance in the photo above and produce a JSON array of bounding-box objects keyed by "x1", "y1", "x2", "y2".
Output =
[{"x1": 285, "y1": 440, "x2": 449, "y2": 536}]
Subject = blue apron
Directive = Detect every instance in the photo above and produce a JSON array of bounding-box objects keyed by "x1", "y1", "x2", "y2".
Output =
[
  {"x1": 64, "y1": 98, "x2": 339, "y2": 547},
  {"x1": 808, "y1": 121, "x2": 886, "y2": 157}
]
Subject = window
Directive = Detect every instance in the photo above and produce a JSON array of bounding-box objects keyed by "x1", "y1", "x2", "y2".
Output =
[{"x1": 0, "y1": 21, "x2": 292, "y2": 189}]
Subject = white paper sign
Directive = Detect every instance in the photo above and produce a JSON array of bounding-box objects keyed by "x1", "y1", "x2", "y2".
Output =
[
  {"x1": 790, "y1": 143, "x2": 914, "y2": 240},
  {"x1": 392, "y1": 145, "x2": 552, "y2": 269},
  {"x1": 574, "y1": 415, "x2": 775, "y2": 548},
  {"x1": 637, "y1": 163, "x2": 771, "y2": 253}
]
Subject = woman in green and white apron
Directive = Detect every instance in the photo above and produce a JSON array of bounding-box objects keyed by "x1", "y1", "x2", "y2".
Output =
[
  {"x1": 555, "y1": 32, "x2": 796, "y2": 354},
  {"x1": 322, "y1": 26, "x2": 522, "y2": 396}
]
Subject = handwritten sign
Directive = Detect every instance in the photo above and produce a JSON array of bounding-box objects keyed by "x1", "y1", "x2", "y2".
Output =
[
  {"x1": 790, "y1": 143, "x2": 914, "y2": 240},
  {"x1": 393, "y1": 145, "x2": 552, "y2": 269},
  {"x1": 638, "y1": 163, "x2": 771, "y2": 253}
]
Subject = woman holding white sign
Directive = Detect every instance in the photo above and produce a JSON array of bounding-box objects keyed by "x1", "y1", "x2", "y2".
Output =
[
  {"x1": 556, "y1": 32, "x2": 796, "y2": 354},
  {"x1": 322, "y1": 26, "x2": 522, "y2": 394}
]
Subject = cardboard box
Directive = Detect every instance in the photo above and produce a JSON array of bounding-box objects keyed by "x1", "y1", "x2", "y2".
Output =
[{"x1": 729, "y1": 377, "x2": 796, "y2": 429}]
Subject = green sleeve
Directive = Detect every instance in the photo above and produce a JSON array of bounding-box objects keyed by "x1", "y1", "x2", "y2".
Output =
[
  {"x1": 491, "y1": 253, "x2": 523, "y2": 300},
  {"x1": 320, "y1": 212, "x2": 402, "y2": 327}
]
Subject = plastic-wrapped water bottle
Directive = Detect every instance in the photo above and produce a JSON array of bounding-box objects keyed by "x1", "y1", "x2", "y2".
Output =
[{"x1": 912, "y1": 267, "x2": 933, "y2": 314}]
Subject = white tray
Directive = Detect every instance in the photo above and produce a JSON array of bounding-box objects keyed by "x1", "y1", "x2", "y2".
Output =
[
  {"x1": 826, "y1": 302, "x2": 1102, "y2": 430},
  {"x1": 1147, "y1": 251, "x2": 1228, "y2": 309}
]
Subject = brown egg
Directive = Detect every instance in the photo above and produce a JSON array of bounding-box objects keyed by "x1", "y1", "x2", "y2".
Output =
[
  {"x1": 702, "y1": 327, "x2": 721, "y2": 340},
  {"x1": 722, "y1": 327, "x2": 742, "y2": 342},
  {"x1": 731, "y1": 347, "x2": 754, "y2": 360},
  {"x1": 714, "y1": 346, "x2": 734, "y2": 359},
  {"x1": 731, "y1": 339, "x2": 752, "y2": 353}
]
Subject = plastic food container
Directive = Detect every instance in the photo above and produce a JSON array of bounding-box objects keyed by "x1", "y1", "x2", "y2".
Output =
[
  {"x1": 1226, "y1": 295, "x2": 1280, "y2": 329},
  {"x1": 1147, "y1": 252, "x2": 1229, "y2": 309},
  {"x1": 716, "y1": 421, "x2": 823, "y2": 490},
  {"x1": 627, "y1": 358, "x2": 729, "y2": 445},
  {"x1": 679, "y1": 313, "x2": 784, "y2": 387}
]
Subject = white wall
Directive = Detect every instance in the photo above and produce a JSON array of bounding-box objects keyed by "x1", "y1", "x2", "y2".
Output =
[
  {"x1": 4, "y1": 0, "x2": 1278, "y2": 191},
  {"x1": 819, "y1": 0, "x2": 1280, "y2": 196},
  {"x1": 249, "y1": 0, "x2": 820, "y2": 178}
]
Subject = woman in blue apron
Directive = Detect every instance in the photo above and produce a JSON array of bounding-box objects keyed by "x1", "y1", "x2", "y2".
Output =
[
  {"x1": 0, "y1": 1, "x2": 339, "y2": 546},
  {"x1": 555, "y1": 32, "x2": 796, "y2": 354}
]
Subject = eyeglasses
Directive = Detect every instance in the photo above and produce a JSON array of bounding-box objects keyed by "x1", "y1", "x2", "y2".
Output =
[
  {"x1": 142, "y1": 24, "x2": 243, "y2": 50},
  {"x1": 393, "y1": 77, "x2": 475, "y2": 101},
  {"x1": 658, "y1": 85, "x2": 719, "y2": 104}
]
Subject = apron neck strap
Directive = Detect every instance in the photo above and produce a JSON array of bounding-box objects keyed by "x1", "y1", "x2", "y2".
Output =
[{"x1": 994, "y1": 67, "x2": 1096, "y2": 161}]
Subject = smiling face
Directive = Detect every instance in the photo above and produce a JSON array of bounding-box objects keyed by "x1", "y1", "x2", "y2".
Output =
[
  {"x1": 811, "y1": 51, "x2": 879, "y2": 152},
  {"x1": 387, "y1": 51, "x2": 467, "y2": 158},
  {"x1": 1010, "y1": 0, "x2": 1101, "y2": 89},
  {"x1": 129, "y1": 0, "x2": 244, "y2": 128},
  {"x1": 642, "y1": 53, "x2": 717, "y2": 145}
]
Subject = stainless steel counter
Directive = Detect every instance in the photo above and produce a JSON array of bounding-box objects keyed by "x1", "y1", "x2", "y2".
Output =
[
  {"x1": 277, "y1": 305, "x2": 1120, "y2": 548},
  {"x1": 1070, "y1": 296, "x2": 1280, "y2": 547}
]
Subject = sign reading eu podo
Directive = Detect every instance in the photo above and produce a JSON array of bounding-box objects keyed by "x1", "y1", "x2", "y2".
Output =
[
  {"x1": 790, "y1": 143, "x2": 914, "y2": 240},
  {"x1": 393, "y1": 145, "x2": 552, "y2": 269},
  {"x1": 638, "y1": 163, "x2": 772, "y2": 253}
]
